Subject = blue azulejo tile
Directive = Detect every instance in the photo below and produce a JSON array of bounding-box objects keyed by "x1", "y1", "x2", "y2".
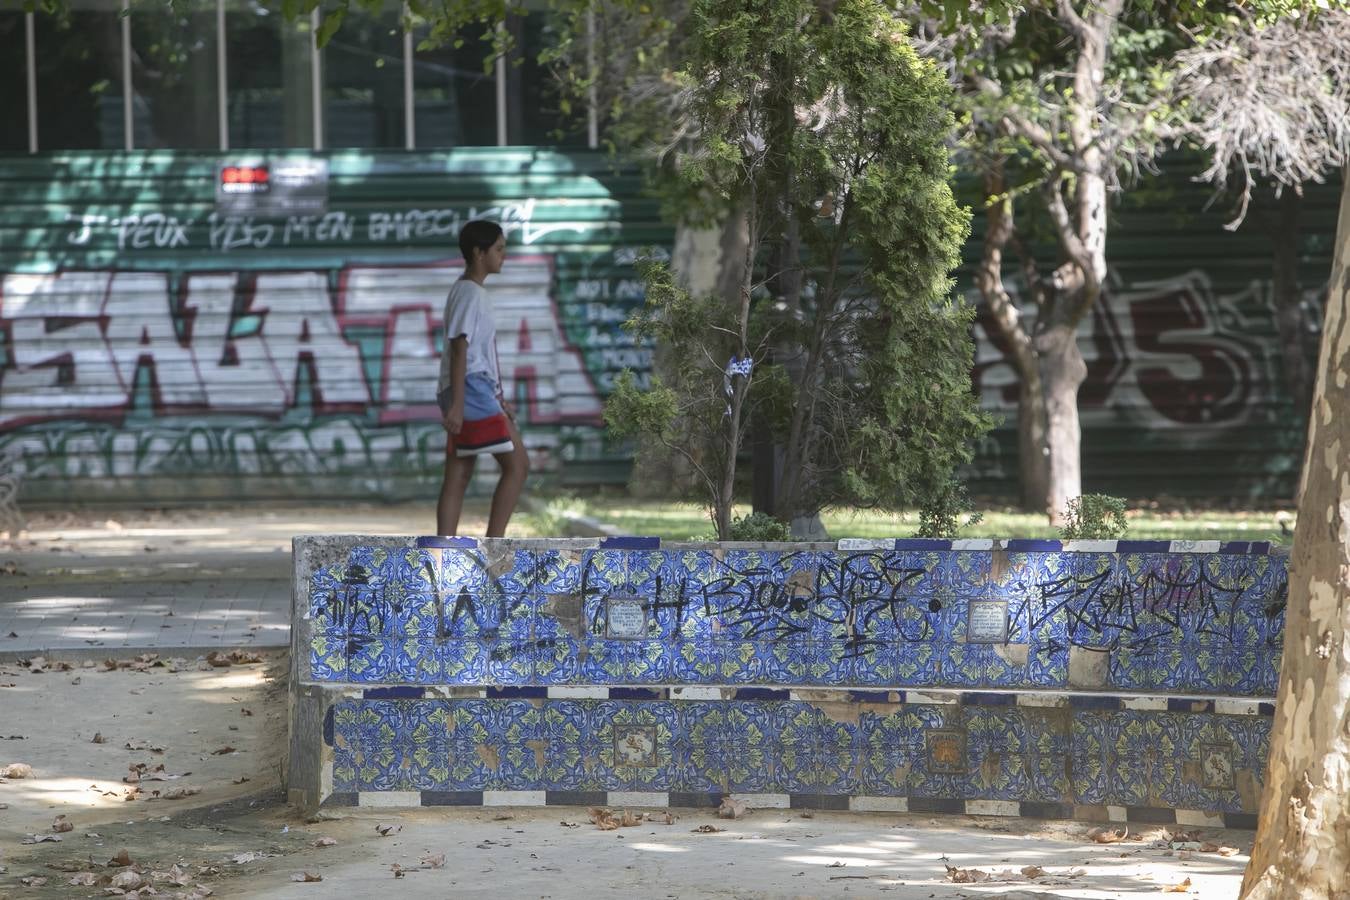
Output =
[
  {"x1": 825, "y1": 639, "x2": 900, "y2": 687},
  {"x1": 482, "y1": 636, "x2": 540, "y2": 685},
  {"x1": 578, "y1": 638, "x2": 673, "y2": 684},
  {"x1": 702, "y1": 549, "x2": 821, "y2": 642},
  {"x1": 666, "y1": 744, "x2": 729, "y2": 793},
  {"x1": 678, "y1": 640, "x2": 767, "y2": 684},
  {"x1": 600, "y1": 536, "x2": 660, "y2": 550},
  {"x1": 1004, "y1": 539, "x2": 1063, "y2": 552},
  {"x1": 892, "y1": 639, "x2": 943, "y2": 687},
  {"x1": 533, "y1": 548, "x2": 628, "y2": 596},
  {"x1": 963, "y1": 708, "x2": 1033, "y2": 800},
  {"x1": 1115, "y1": 541, "x2": 1173, "y2": 554},
  {"x1": 417, "y1": 535, "x2": 479, "y2": 549},
  {"x1": 939, "y1": 641, "x2": 1030, "y2": 690},
  {"x1": 400, "y1": 743, "x2": 456, "y2": 791},
  {"x1": 755, "y1": 639, "x2": 827, "y2": 684},
  {"x1": 437, "y1": 639, "x2": 493, "y2": 685},
  {"x1": 343, "y1": 636, "x2": 397, "y2": 683},
  {"x1": 441, "y1": 591, "x2": 535, "y2": 641},
  {"x1": 893, "y1": 538, "x2": 953, "y2": 551},
  {"x1": 378, "y1": 637, "x2": 443, "y2": 683},
  {"x1": 309, "y1": 633, "x2": 349, "y2": 682}
]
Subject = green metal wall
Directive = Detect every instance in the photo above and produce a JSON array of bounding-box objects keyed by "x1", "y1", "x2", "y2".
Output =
[
  {"x1": 0, "y1": 149, "x2": 1337, "y2": 505},
  {"x1": 0, "y1": 149, "x2": 665, "y2": 503}
]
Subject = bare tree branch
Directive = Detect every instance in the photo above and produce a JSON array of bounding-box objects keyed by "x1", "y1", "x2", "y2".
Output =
[{"x1": 1171, "y1": 11, "x2": 1350, "y2": 227}]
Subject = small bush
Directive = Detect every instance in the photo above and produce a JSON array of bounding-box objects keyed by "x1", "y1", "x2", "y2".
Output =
[
  {"x1": 914, "y1": 480, "x2": 983, "y2": 538},
  {"x1": 727, "y1": 512, "x2": 792, "y2": 542},
  {"x1": 1060, "y1": 494, "x2": 1129, "y2": 540}
]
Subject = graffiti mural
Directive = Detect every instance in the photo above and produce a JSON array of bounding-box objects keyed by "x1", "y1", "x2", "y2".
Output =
[
  {"x1": 0, "y1": 149, "x2": 1338, "y2": 502},
  {"x1": 0, "y1": 258, "x2": 609, "y2": 491}
]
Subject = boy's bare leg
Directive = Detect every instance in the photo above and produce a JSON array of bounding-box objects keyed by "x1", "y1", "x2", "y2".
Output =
[
  {"x1": 486, "y1": 418, "x2": 530, "y2": 538},
  {"x1": 437, "y1": 454, "x2": 476, "y2": 535}
]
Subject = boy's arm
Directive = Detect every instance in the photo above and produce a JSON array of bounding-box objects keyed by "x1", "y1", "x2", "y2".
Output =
[{"x1": 444, "y1": 336, "x2": 468, "y2": 435}]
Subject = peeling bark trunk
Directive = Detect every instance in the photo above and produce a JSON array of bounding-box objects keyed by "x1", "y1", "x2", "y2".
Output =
[
  {"x1": 1037, "y1": 327, "x2": 1087, "y2": 524},
  {"x1": 1017, "y1": 377, "x2": 1051, "y2": 512},
  {"x1": 1240, "y1": 178, "x2": 1350, "y2": 900}
]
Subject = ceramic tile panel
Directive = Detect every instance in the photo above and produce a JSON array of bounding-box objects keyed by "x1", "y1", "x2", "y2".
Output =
[{"x1": 304, "y1": 540, "x2": 1286, "y2": 695}]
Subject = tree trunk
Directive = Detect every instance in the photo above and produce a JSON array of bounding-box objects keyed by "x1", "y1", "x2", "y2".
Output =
[
  {"x1": 633, "y1": 213, "x2": 750, "y2": 500},
  {"x1": 1017, "y1": 375, "x2": 1051, "y2": 512},
  {"x1": 1240, "y1": 178, "x2": 1350, "y2": 900},
  {"x1": 1037, "y1": 326, "x2": 1087, "y2": 524}
]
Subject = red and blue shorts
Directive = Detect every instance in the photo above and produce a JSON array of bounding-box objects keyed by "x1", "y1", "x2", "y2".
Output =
[{"x1": 437, "y1": 373, "x2": 514, "y2": 458}]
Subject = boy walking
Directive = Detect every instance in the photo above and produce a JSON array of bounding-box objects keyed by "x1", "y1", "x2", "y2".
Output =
[{"x1": 436, "y1": 220, "x2": 529, "y2": 536}]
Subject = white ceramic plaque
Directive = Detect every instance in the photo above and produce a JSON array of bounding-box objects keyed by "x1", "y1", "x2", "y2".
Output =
[
  {"x1": 606, "y1": 596, "x2": 647, "y2": 638},
  {"x1": 966, "y1": 600, "x2": 1009, "y2": 643}
]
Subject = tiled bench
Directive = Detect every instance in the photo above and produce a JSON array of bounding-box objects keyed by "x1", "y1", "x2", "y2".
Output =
[{"x1": 288, "y1": 536, "x2": 1285, "y2": 826}]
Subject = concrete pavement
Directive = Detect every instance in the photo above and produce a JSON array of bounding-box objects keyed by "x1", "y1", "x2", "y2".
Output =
[{"x1": 0, "y1": 502, "x2": 494, "y2": 658}]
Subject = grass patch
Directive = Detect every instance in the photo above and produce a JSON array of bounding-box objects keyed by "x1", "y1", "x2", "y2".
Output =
[{"x1": 548, "y1": 496, "x2": 1295, "y2": 544}]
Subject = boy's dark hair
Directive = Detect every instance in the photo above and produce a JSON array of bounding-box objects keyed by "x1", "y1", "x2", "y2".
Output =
[{"x1": 459, "y1": 220, "x2": 504, "y2": 262}]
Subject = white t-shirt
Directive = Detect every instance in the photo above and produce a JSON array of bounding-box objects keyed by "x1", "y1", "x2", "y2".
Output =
[{"x1": 438, "y1": 278, "x2": 501, "y2": 394}]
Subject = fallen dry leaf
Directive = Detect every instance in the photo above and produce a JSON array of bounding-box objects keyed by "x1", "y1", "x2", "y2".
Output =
[
  {"x1": 21, "y1": 833, "x2": 62, "y2": 844},
  {"x1": 124, "y1": 739, "x2": 165, "y2": 753},
  {"x1": 421, "y1": 854, "x2": 445, "y2": 869},
  {"x1": 945, "y1": 865, "x2": 993, "y2": 884},
  {"x1": 1021, "y1": 866, "x2": 1046, "y2": 878},
  {"x1": 232, "y1": 776, "x2": 251, "y2": 785},
  {"x1": 45, "y1": 860, "x2": 85, "y2": 873},
  {"x1": 559, "y1": 821, "x2": 579, "y2": 828},
  {"x1": 68, "y1": 873, "x2": 99, "y2": 886},
  {"x1": 1, "y1": 762, "x2": 34, "y2": 778},
  {"x1": 291, "y1": 872, "x2": 323, "y2": 883},
  {"x1": 588, "y1": 806, "x2": 619, "y2": 830},
  {"x1": 392, "y1": 864, "x2": 407, "y2": 878},
  {"x1": 827, "y1": 861, "x2": 846, "y2": 868},
  {"x1": 375, "y1": 823, "x2": 401, "y2": 837},
  {"x1": 110, "y1": 870, "x2": 146, "y2": 890},
  {"x1": 91, "y1": 732, "x2": 105, "y2": 744},
  {"x1": 690, "y1": 824, "x2": 724, "y2": 834},
  {"x1": 229, "y1": 650, "x2": 264, "y2": 664},
  {"x1": 1090, "y1": 827, "x2": 1128, "y2": 844},
  {"x1": 312, "y1": 838, "x2": 337, "y2": 848},
  {"x1": 241, "y1": 708, "x2": 253, "y2": 716},
  {"x1": 662, "y1": 812, "x2": 676, "y2": 825},
  {"x1": 211, "y1": 746, "x2": 237, "y2": 755},
  {"x1": 231, "y1": 852, "x2": 263, "y2": 865},
  {"x1": 154, "y1": 786, "x2": 202, "y2": 800},
  {"x1": 620, "y1": 809, "x2": 643, "y2": 827},
  {"x1": 109, "y1": 849, "x2": 134, "y2": 867},
  {"x1": 51, "y1": 814, "x2": 74, "y2": 833},
  {"x1": 718, "y1": 797, "x2": 747, "y2": 819},
  {"x1": 1217, "y1": 846, "x2": 1241, "y2": 857},
  {"x1": 205, "y1": 652, "x2": 232, "y2": 668},
  {"x1": 1164, "y1": 877, "x2": 1194, "y2": 893},
  {"x1": 19, "y1": 876, "x2": 48, "y2": 887}
]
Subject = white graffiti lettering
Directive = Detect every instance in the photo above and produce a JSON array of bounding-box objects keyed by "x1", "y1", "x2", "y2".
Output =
[{"x1": 0, "y1": 261, "x2": 605, "y2": 433}]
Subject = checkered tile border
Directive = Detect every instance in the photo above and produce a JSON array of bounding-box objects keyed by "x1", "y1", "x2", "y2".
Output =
[
  {"x1": 358, "y1": 685, "x2": 1279, "y2": 710},
  {"x1": 416, "y1": 536, "x2": 1282, "y2": 555},
  {"x1": 319, "y1": 789, "x2": 1258, "y2": 829}
]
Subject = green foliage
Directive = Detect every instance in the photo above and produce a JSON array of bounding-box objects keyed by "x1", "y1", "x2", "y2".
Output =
[
  {"x1": 914, "y1": 479, "x2": 984, "y2": 538},
  {"x1": 1060, "y1": 494, "x2": 1129, "y2": 540},
  {"x1": 727, "y1": 512, "x2": 792, "y2": 541}
]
